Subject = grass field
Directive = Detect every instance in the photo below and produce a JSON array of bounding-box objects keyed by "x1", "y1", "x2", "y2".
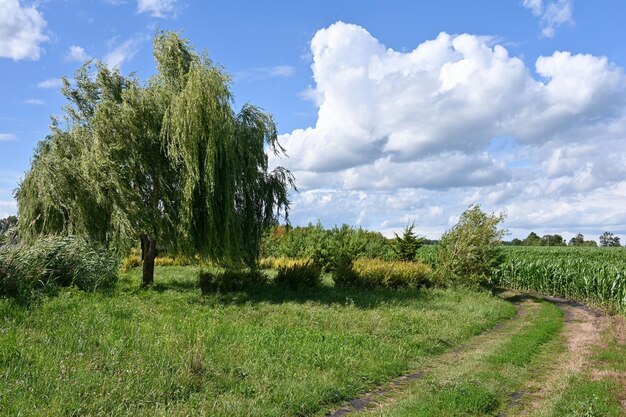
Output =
[{"x1": 0, "y1": 266, "x2": 514, "y2": 416}]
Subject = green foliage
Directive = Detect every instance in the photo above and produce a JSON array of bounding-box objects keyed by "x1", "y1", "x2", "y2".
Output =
[
  {"x1": 521, "y1": 232, "x2": 566, "y2": 246},
  {"x1": 348, "y1": 258, "x2": 433, "y2": 289},
  {"x1": 495, "y1": 246, "x2": 626, "y2": 312},
  {"x1": 523, "y1": 232, "x2": 542, "y2": 246},
  {"x1": 0, "y1": 235, "x2": 118, "y2": 300},
  {"x1": 568, "y1": 233, "x2": 597, "y2": 247},
  {"x1": 261, "y1": 222, "x2": 393, "y2": 270},
  {"x1": 436, "y1": 205, "x2": 506, "y2": 288},
  {"x1": 332, "y1": 261, "x2": 361, "y2": 287},
  {"x1": 257, "y1": 256, "x2": 310, "y2": 270},
  {"x1": 120, "y1": 254, "x2": 143, "y2": 272},
  {"x1": 312, "y1": 224, "x2": 368, "y2": 271},
  {"x1": 274, "y1": 260, "x2": 322, "y2": 290},
  {"x1": 198, "y1": 268, "x2": 267, "y2": 293},
  {"x1": 599, "y1": 231, "x2": 621, "y2": 247},
  {"x1": 16, "y1": 31, "x2": 293, "y2": 286},
  {"x1": 540, "y1": 234, "x2": 566, "y2": 246},
  {"x1": 414, "y1": 245, "x2": 438, "y2": 267},
  {"x1": 391, "y1": 222, "x2": 424, "y2": 261}
]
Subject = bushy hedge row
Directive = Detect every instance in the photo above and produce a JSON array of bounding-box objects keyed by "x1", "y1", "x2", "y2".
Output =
[
  {"x1": 335, "y1": 258, "x2": 433, "y2": 289},
  {"x1": 275, "y1": 261, "x2": 322, "y2": 290},
  {"x1": 258, "y1": 257, "x2": 311, "y2": 270},
  {"x1": 198, "y1": 268, "x2": 268, "y2": 293},
  {"x1": 261, "y1": 223, "x2": 394, "y2": 268},
  {"x1": 0, "y1": 235, "x2": 118, "y2": 300}
]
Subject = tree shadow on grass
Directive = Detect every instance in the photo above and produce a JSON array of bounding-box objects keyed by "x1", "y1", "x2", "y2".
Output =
[
  {"x1": 151, "y1": 279, "x2": 198, "y2": 294},
  {"x1": 122, "y1": 266, "x2": 461, "y2": 309},
  {"x1": 196, "y1": 282, "x2": 441, "y2": 310},
  {"x1": 138, "y1": 272, "x2": 439, "y2": 309}
]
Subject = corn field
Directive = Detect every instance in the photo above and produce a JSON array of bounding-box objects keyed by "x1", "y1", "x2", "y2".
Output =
[{"x1": 495, "y1": 247, "x2": 626, "y2": 312}]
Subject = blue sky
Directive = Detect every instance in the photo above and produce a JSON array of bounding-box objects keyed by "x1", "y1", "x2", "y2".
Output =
[{"x1": 2, "y1": 0, "x2": 626, "y2": 241}]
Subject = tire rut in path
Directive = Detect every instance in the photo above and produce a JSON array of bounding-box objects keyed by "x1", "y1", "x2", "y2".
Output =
[
  {"x1": 325, "y1": 293, "x2": 614, "y2": 417},
  {"x1": 503, "y1": 295, "x2": 611, "y2": 416},
  {"x1": 324, "y1": 301, "x2": 525, "y2": 417}
]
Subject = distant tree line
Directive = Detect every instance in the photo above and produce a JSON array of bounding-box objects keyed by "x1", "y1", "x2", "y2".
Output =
[
  {"x1": 599, "y1": 231, "x2": 621, "y2": 247},
  {"x1": 506, "y1": 231, "x2": 622, "y2": 247}
]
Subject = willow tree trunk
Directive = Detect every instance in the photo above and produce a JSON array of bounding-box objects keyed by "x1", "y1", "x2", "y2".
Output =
[{"x1": 141, "y1": 235, "x2": 157, "y2": 287}]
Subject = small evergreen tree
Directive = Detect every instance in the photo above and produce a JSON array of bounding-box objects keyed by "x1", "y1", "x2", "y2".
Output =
[{"x1": 391, "y1": 222, "x2": 424, "y2": 261}]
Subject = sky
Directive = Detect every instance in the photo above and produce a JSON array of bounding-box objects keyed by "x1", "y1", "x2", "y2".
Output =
[{"x1": 2, "y1": 0, "x2": 626, "y2": 241}]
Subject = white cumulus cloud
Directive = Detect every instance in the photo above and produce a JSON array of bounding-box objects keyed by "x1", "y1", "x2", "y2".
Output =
[
  {"x1": 0, "y1": 0, "x2": 49, "y2": 60},
  {"x1": 523, "y1": 0, "x2": 574, "y2": 38},
  {"x1": 275, "y1": 22, "x2": 626, "y2": 239},
  {"x1": 66, "y1": 45, "x2": 91, "y2": 62},
  {"x1": 104, "y1": 35, "x2": 146, "y2": 68},
  {"x1": 522, "y1": 0, "x2": 544, "y2": 16},
  {"x1": 136, "y1": 0, "x2": 177, "y2": 17}
]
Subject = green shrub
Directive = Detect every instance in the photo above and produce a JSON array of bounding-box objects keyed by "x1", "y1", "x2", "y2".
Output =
[
  {"x1": 436, "y1": 205, "x2": 506, "y2": 288},
  {"x1": 258, "y1": 257, "x2": 311, "y2": 270},
  {"x1": 0, "y1": 235, "x2": 118, "y2": 299},
  {"x1": 332, "y1": 261, "x2": 360, "y2": 287},
  {"x1": 261, "y1": 222, "x2": 394, "y2": 264},
  {"x1": 198, "y1": 268, "x2": 267, "y2": 293},
  {"x1": 274, "y1": 261, "x2": 322, "y2": 290},
  {"x1": 311, "y1": 225, "x2": 369, "y2": 272},
  {"x1": 121, "y1": 254, "x2": 142, "y2": 272},
  {"x1": 391, "y1": 222, "x2": 424, "y2": 261},
  {"x1": 354, "y1": 258, "x2": 432, "y2": 288}
]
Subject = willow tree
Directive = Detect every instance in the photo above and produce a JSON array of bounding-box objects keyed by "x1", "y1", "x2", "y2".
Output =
[{"x1": 17, "y1": 31, "x2": 294, "y2": 286}]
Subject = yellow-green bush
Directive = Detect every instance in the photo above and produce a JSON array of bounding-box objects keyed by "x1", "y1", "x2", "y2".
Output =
[
  {"x1": 198, "y1": 268, "x2": 268, "y2": 293},
  {"x1": 333, "y1": 261, "x2": 360, "y2": 287},
  {"x1": 336, "y1": 258, "x2": 432, "y2": 289},
  {"x1": 120, "y1": 254, "x2": 142, "y2": 272},
  {"x1": 258, "y1": 257, "x2": 311, "y2": 270},
  {"x1": 274, "y1": 261, "x2": 322, "y2": 290},
  {"x1": 121, "y1": 253, "x2": 200, "y2": 272}
]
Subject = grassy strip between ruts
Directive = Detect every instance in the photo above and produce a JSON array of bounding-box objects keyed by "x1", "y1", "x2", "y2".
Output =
[
  {"x1": 352, "y1": 298, "x2": 564, "y2": 417},
  {"x1": 0, "y1": 266, "x2": 515, "y2": 417}
]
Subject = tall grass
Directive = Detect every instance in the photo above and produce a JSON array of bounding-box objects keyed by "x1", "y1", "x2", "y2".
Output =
[
  {"x1": 0, "y1": 266, "x2": 515, "y2": 416},
  {"x1": 0, "y1": 235, "x2": 118, "y2": 300}
]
